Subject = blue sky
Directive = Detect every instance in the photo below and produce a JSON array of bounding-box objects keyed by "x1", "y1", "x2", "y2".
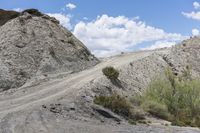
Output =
[{"x1": 1, "y1": 0, "x2": 200, "y2": 56}]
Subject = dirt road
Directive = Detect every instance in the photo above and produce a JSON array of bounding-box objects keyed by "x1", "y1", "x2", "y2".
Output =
[{"x1": 0, "y1": 50, "x2": 155, "y2": 117}]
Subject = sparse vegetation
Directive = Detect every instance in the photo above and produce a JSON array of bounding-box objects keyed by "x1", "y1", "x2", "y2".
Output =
[
  {"x1": 102, "y1": 66, "x2": 119, "y2": 79},
  {"x1": 22, "y1": 9, "x2": 43, "y2": 16},
  {"x1": 141, "y1": 100, "x2": 171, "y2": 120},
  {"x1": 0, "y1": 9, "x2": 20, "y2": 26},
  {"x1": 94, "y1": 93, "x2": 145, "y2": 122},
  {"x1": 94, "y1": 93, "x2": 132, "y2": 118},
  {"x1": 138, "y1": 67, "x2": 200, "y2": 127},
  {"x1": 137, "y1": 120, "x2": 148, "y2": 124}
]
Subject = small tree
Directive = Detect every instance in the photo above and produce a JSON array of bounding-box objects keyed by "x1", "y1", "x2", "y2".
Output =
[{"x1": 102, "y1": 66, "x2": 119, "y2": 79}]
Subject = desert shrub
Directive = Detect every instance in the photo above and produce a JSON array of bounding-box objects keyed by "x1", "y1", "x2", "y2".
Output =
[
  {"x1": 102, "y1": 66, "x2": 119, "y2": 79},
  {"x1": 22, "y1": 9, "x2": 43, "y2": 16},
  {"x1": 94, "y1": 93, "x2": 144, "y2": 121},
  {"x1": 141, "y1": 101, "x2": 171, "y2": 120},
  {"x1": 94, "y1": 93, "x2": 132, "y2": 118},
  {"x1": 139, "y1": 67, "x2": 200, "y2": 127}
]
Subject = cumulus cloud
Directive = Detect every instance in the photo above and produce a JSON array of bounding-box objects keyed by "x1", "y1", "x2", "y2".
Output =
[
  {"x1": 73, "y1": 15, "x2": 186, "y2": 57},
  {"x1": 193, "y1": 1, "x2": 200, "y2": 9},
  {"x1": 182, "y1": 11, "x2": 200, "y2": 21},
  {"x1": 192, "y1": 28, "x2": 200, "y2": 36},
  {"x1": 47, "y1": 13, "x2": 72, "y2": 30},
  {"x1": 66, "y1": 3, "x2": 76, "y2": 10},
  {"x1": 142, "y1": 41, "x2": 176, "y2": 50},
  {"x1": 182, "y1": 2, "x2": 200, "y2": 21}
]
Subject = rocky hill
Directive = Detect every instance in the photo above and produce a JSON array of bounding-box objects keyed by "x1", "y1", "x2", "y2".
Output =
[{"x1": 0, "y1": 9, "x2": 99, "y2": 91}]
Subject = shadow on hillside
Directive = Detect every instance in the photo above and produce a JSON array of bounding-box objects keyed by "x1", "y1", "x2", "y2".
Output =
[{"x1": 111, "y1": 79, "x2": 125, "y2": 89}]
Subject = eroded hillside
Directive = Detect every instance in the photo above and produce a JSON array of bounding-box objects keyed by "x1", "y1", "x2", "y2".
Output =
[{"x1": 0, "y1": 9, "x2": 99, "y2": 91}]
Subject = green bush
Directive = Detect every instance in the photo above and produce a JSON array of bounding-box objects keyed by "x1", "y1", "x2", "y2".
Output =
[
  {"x1": 94, "y1": 93, "x2": 132, "y2": 118},
  {"x1": 139, "y1": 67, "x2": 200, "y2": 127},
  {"x1": 102, "y1": 66, "x2": 119, "y2": 79},
  {"x1": 94, "y1": 93, "x2": 145, "y2": 121},
  {"x1": 142, "y1": 101, "x2": 171, "y2": 120}
]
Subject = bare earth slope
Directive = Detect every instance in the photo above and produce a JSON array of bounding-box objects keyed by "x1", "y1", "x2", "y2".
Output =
[
  {"x1": 0, "y1": 9, "x2": 99, "y2": 91},
  {"x1": 0, "y1": 50, "x2": 154, "y2": 116},
  {"x1": 0, "y1": 48, "x2": 200, "y2": 133}
]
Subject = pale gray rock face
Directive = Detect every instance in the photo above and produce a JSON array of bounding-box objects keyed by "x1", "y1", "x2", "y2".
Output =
[{"x1": 0, "y1": 10, "x2": 99, "y2": 91}]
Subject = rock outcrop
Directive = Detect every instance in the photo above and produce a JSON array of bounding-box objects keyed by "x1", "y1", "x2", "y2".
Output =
[{"x1": 0, "y1": 9, "x2": 99, "y2": 91}]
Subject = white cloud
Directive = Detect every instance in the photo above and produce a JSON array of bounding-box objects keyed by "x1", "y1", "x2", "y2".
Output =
[
  {"x1": 73, "y1": 15, "x2": 187, "y2": 57},
  {"x1": 13, "y1": 8, "x2": 23, "y2": 12},
  {"x1": 142, "y1": 41, "x2": 176, "y2": 50},
  {"x1": 182, "y1": 2, "x2": 200, "y2": 21},
  {"x1": 193, "y1": 1, "x2": 200, "y2": 9},
  {"x1": 192, "y1": 28, "x2": 200, "y2": 36},
  {"x1": 47, "y1": 13, "x2": 72, "y2": 30},
  {"x1": 182, "y1": 11, "x2": 200, "y2": 21},
  {"x1": 66, "y1": 3, "x2": 76, "y2": 10}
]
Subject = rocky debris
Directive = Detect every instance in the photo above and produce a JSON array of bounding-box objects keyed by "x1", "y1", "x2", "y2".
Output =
[
  {"x1": 42, "y1": 103, "x2": 77, "y2": 115},
  {"x1": 49, "y1": 104, "x2": 62, "y2": 114},
  {"x1": 91, "y1": 104, "x2": 121, "y2": 122},
  {"x1": 168, "y1": 36, "x2": 200, "y2": 78},
  {"x1": 0, "y1": 9, "x2": 99, "y2": 91}
]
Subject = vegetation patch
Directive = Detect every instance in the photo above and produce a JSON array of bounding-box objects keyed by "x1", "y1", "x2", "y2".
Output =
[
  {"x1": 137, "y1": 67, "x2": 200, "y2": 127},
  {"x1": 22, "y1": 9, "x2": 43, "y2": 16},
  {"x1": 141, "y1": 100, "x2": 171, "y2": 120},
  {"x1": 102, "y1": 66, "x2": 119, "y2": 80},
  {"x1": 0, "y1": 9, "x2": 20, "y2": 26},
  {"x1": 94, "y1": 93, "x2": 145, "y2": 123}
]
